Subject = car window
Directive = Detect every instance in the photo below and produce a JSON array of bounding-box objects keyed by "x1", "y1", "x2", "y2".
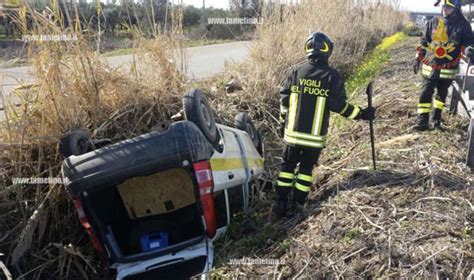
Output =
[
  {"x1": 214, "y1": 190, "x2": 227, "y2": 228},
  {"x1": 227, "y1": 185, "x2": 244, "y2": 220}
]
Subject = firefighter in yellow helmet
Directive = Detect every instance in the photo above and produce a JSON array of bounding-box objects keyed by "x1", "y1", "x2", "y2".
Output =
[
  {"x1": 271, "y1": 32, "x2": 376, "y2": 220},
  {"x1": 414, "y1": 0, "x2": 474, "y2": 130}
]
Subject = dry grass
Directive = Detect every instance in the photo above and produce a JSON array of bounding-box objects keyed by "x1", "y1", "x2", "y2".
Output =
[
  {"x1": 212, "y1": 38, "x2": 473, "y2": 279},
  {"x1": 201, "y1": 0, "x2": 406, "y2": 150},
  {"x1": 1, "y1": 3, "x2": 186, "y2": 279},
  {"x1": 201, "y1": 0, "x2": 407, "y2": 191},
  {"x1": 0, "y1": 1, "x2": 409, "y2": 279}
]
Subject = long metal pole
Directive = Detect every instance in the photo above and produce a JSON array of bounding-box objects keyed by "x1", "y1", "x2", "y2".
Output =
[
  {"x1": 366, "y1": 82, "x2": 377, "y2": 170},
  {"x1": 461, "y1": 59, "x2": 473, "y2": 118}
]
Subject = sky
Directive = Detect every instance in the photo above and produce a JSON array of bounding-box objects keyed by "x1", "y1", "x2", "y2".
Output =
[
  {"x1": 399, "y1": 0, "x2": 442, "y2": 13},
  {"x1": 182, "y1": 0, "x2": 228, "y2": 10}
]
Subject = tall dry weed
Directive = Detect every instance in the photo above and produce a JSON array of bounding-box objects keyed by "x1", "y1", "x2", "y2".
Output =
[
  {"x1": 0, "y1": 2, "x2": 186, "y2": 278},
  {"x1": 209, "y1": 0, "x2": 405, "y2": 126}
]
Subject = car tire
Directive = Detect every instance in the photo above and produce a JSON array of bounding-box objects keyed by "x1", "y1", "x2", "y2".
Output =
[
  {"x1": 183, "y1": 89, "x2": 220, "y2": 145},
  {"x1": 235, "y1": 112, "x2": 263, "y2": 155},
  {"x1": 59, "y1": 129, "x2": 94, "y2": 158}
]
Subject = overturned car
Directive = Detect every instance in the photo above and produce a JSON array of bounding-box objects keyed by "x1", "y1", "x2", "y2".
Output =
[{"x1": 60, "y1": 89, "x2": 264, "y2": 279}]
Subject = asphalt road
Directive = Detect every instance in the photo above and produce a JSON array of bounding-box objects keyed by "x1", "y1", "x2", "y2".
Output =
[{"x1": 0, "y1": 41, "x2": 252, "y2": 119}]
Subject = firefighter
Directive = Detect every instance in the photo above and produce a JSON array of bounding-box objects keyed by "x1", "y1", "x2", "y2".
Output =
[
  {"x1": 414, "y1": 0, "x2": 474, "y2": 131},
  {"x1": 272, "y1": 32, "x2": 376, "y2": 219}
]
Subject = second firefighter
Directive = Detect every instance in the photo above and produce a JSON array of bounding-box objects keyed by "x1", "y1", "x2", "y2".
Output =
[{"x1": 414, "y1": 0, "x2": 474, "y2": 130}]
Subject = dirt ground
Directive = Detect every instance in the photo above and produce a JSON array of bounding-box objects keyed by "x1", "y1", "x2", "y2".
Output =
[{"x1": 212, "y1": 37, "x2": 474, "y2": 279}]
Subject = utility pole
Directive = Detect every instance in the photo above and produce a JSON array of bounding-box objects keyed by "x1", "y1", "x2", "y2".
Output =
[
  {"x1": 203, "y1": 0, "x2": 205, "y2": 27},
  {"x1": 61, "y1": 0, "x2": 72, "y2": 27},
  {"x1": 97, "y1": 0, "x2": 101, "y2": 52},
  {"x1": 150, "y1": 0, "x2": 156, "y2": 35},
  {"x1": 164, "y1": 0, "x2": 168, "y2": 32}
]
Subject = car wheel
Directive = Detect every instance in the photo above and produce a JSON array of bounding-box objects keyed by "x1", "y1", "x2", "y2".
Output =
[
  {"x1": 183, "y1": 89, "x2": 220, "y2": 145},
  {"x1": 235, "y1": 112, "x2": 263, "y2": 155},
  {"x1": 59, "y1": 129, "x2": 94, "y2": 158}
]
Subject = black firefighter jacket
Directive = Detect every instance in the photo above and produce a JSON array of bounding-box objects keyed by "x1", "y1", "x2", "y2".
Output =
[{"x1": 279, "y1": 58, "x2": 361, "y2": 149}]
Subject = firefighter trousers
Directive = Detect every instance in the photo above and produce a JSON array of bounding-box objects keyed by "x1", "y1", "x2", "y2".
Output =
[
  {"x1": 276, "y1": 145, "x2": 321, "y2": 203},
  {"x1": 418, "y1": 77, "x2": 453, "y2": 118}
]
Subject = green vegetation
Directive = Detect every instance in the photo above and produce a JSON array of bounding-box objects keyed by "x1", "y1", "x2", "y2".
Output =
[
  {"x1": 0, "y1": 0, "x2": 261, "y2": 40},
  {"x1": 403, "y1": 22, "x2": 424, "y2": 37},
  {"x1": 345, "y1": 228, "x2": 362, "y2": 240},
  {"x1": 103, "y1": 47, "x2": 133, "y2": 57},
  {"x1": 346, "y1": 32, "x2": 407, "y2": 98},
  {"x1": 328, "y1": 32, "x2": 407, "y2": 135}
]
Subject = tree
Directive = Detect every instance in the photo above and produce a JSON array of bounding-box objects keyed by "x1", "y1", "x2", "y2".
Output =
[
  {"x1": 183, "y1": 6, "x2": 201, "y2": 27},
  {"x1": 103, "y1": 4, "x2": 120, "y2": 35}
]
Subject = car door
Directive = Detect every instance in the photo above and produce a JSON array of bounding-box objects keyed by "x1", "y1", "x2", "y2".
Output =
[{"x1": 210, "y1": 126, "x2": 247, "y2": 191}]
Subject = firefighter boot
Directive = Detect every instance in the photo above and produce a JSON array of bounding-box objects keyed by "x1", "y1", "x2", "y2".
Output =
[
  {"x1": 432, "y1": 108, "x2": 443, "y2": 130},
  {"x1": 290, "y1": 188, "x2": 309, "y2": 215},
  {"x1": 413, "y1": 113, "x2": 430, "y2": 131},
  {"x1": 270, "y1": 187, "x2": 290, "y2": 221}
]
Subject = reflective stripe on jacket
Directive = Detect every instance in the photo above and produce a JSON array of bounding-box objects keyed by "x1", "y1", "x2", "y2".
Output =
[
  {"x1": 279, "y1": 59, "x2": 360, "y2": 149},
  {"x1": 421, "y1": 64, "x2": 457, "y2": 79}
]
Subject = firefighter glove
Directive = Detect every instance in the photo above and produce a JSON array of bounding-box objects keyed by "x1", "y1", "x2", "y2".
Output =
[{"x1": 359, "y1": 107, "x2": 376, "y2": 121}]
